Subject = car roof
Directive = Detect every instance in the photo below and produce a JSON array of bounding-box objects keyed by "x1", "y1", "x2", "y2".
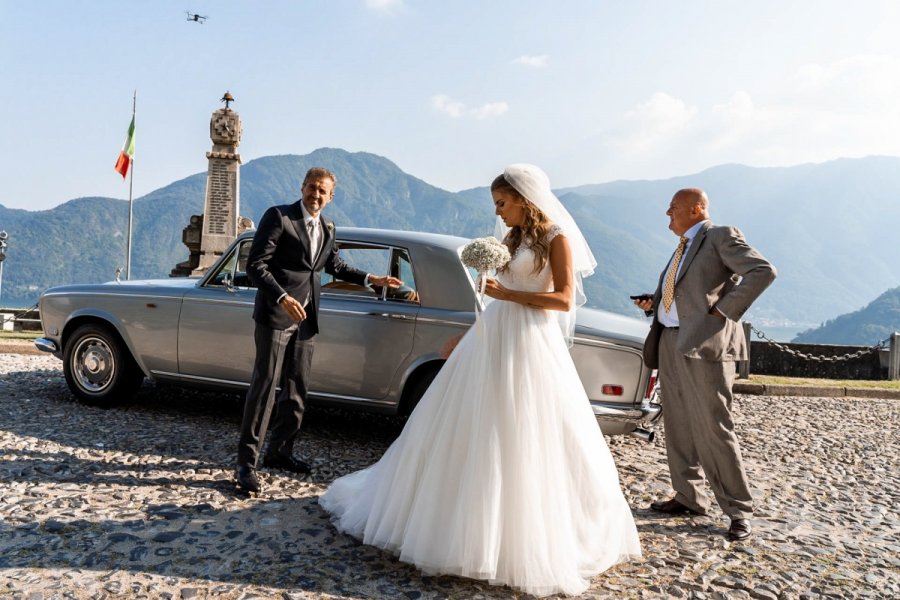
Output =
[{"x1": 238, "y1": 226, "x2": 473, "y2": 250}]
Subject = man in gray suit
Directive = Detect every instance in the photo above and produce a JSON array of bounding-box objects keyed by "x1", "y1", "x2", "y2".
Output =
[{"x1": 635, "y1": 188, "x2": 776, "y2": 541}]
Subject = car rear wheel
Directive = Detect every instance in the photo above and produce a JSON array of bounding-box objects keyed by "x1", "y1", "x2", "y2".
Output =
[
  {"x1": 401, "y1": 364, "x2": 441, "y2": 416},
  {"x1": 63, "y1": 323, "x2": 144, "y2": 406}
]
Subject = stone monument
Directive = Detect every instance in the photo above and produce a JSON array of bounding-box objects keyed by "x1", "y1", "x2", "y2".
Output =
[{"x1": 171, "y1": 92, "x2": 254, "y2": 276}]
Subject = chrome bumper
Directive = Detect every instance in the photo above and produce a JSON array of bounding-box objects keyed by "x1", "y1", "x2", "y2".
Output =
[
  {"x1": 591, "y1": 399, "x2": 662, "y2": 424},
  {"x1": 33, "y1": 338, "x2": 59, "y2": 353},
  {"x1": 591, "y1": 400, "x2": 662, "y2": 442}
]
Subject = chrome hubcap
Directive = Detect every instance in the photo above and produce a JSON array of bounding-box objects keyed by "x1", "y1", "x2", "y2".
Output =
[{"x1": 73, "y1": 336, "x2": 114, "y2": 392}]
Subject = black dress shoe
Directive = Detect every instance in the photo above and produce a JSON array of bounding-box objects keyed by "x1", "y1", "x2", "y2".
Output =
[
  {"x1": 649, "y1": 498, "x2": 702, "y2": 515},
  {"x1": 262, "y1": 454, "x2": 312, "y2": 475},
  {"x1": 727, "y1": 518, "x2": 752, "y2": 541},
  {"x1": 235, "y1": 466, "x2": 261, "y2": 494}
]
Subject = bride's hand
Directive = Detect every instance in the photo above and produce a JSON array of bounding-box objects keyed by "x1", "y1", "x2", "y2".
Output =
[{"x1": 482, "y1": 277, "x2": 507, "y2": 300}]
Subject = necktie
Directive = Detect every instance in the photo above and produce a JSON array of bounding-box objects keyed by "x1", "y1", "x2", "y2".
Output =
[
  {"x1": 662, "y1": 236, "x2": 688, "y2": 313},
  {"x1": 307, "y1": 219, "x2": 320, "y2": 260}
]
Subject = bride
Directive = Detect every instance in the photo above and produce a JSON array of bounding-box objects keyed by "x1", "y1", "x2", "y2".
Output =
[{"x1": 319, "y1": 164, "x2": 641, "y2": 597}]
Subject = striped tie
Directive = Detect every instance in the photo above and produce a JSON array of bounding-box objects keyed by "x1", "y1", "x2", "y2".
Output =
[{"x1": 662, "y1": 236, "x2": 688, "y2": 313}]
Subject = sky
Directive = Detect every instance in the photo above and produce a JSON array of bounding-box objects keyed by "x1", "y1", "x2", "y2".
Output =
[{"x1": 2, "y1": 0, "x2": 900, "y2": 211}]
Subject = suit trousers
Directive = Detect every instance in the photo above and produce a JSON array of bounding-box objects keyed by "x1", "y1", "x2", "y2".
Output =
[
  {"x1": 237, "y1": 319, "x2": 315, "y2": 468},
  {"x1": 659, "y1": 327, "x2": 753, "y2": 519}
]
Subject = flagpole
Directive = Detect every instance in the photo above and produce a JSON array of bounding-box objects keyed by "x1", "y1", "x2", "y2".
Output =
[{"x1": 126, "y1": 90, "x2": 136, "y2": 280}]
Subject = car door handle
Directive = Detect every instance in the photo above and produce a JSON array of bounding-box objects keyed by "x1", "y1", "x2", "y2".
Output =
[{"x1": 367, "y1": 312, "x2": 413, "y2": 320}]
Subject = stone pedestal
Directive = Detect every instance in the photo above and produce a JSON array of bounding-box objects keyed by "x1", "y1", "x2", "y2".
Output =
[
  {"x1": 170, "y1": 214, "x2": 254, "y2": 277},
  {"x1": 169, "y1": 215, "x2": 203, "y2": 277}
]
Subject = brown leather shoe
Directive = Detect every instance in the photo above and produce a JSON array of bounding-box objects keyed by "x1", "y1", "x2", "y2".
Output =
[
  {"x1": 727, "y1": 518, "x2": 752, "y2": 541},
  {"x1": 649, "y1": 498, "x2": 701, "y2": 515}
]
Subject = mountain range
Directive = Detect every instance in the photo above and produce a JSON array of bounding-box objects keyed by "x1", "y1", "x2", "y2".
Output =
[
  {"x1": 793, "y1": 287, "x2": 900, "y2": 345},
  {"x1": 2, "y1": 148, "x2": 899, "y2": 345}
]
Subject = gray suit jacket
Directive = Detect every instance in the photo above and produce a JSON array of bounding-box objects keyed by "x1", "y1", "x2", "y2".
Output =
[{"x1": 643, "y1": 221, "x2": 776, "y2": 368}]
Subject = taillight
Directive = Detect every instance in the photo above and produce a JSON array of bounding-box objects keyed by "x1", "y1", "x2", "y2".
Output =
[
  {"x1": 645, "y1": 372, "x2": 658, "y2": 400},
  {"x1": 601, "y1": 384, "x2": 624, "y2": 396}
]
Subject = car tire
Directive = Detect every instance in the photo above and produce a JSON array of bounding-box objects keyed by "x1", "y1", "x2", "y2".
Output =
[
  {"x1": 401, "y1": 364, "x2": 441, "y2": 416},
  {"x1": 63, "y1": 323, "x2": 144, "y2": 407}
]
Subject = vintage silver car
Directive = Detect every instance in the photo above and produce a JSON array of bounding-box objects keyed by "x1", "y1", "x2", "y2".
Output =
[{"x1": 35, "y1": 228, "x2": 660, "y2": 439}]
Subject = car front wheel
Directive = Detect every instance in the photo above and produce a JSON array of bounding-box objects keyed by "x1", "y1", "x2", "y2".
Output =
[{"x1": 63, "y1": 323, "x2": 144, "y2": 406}]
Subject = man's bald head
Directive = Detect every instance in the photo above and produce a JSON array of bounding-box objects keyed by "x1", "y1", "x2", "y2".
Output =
[
  {"x1": 667, "y1": 188, "x2": 710, "y2": 235},
  {"x1": 675, "y1": 188, "x2": 709, "y2": 211}
]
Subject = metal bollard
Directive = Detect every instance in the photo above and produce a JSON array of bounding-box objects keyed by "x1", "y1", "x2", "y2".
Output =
[
  {"x1": 890, "y1": 332, "x2": 900, "y2": 381},
  {"x1": 738, "y1": 321, "x2": 751, "y2": 379}
]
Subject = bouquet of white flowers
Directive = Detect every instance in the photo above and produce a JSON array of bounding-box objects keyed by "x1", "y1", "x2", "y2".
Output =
[
  {"x1": 461, "y1": 236, "x2": 511, "y2": 308},
  {"x1": 461, "y1": 236, "x2": 511, "y2": 273}
]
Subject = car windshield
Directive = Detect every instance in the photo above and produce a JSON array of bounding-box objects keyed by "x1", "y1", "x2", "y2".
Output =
[{"x1": 206, "y1": 239, "x2": 252, "y2": 288}]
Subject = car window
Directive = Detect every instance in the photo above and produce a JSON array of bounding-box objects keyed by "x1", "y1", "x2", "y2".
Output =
[
  {"x1": 321, "y1": 244, "x2": 419, "y2": 303},
  {"x1": 206, "y1": 240, "x2": 254, "y2": 289},
  {"x1": 386, "y1": 248, "x2": 420, "y2": 304},
  {"x1": 322, "y1": 243, "x2": 389, "y2": 299}
]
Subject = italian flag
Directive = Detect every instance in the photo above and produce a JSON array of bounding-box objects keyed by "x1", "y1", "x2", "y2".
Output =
[{"x1": 114, "y1": 116, "x2": 135, "y2": 178}]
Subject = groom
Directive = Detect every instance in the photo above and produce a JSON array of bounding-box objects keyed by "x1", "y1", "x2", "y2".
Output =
[
  {"x1": 235, "y1": 167, "x2": 401, "y2": 494},
  {"x1": 636, "y1": 188, "x2": 775, "y2": 541}
]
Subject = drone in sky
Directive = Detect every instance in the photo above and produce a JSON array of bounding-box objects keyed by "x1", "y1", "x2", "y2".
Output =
[{"x1": 185, "y1": 11, "x2": 208, "y2": 24}]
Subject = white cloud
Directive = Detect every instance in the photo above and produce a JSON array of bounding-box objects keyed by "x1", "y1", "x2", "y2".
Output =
[
  {"x1": 698, "y1": 55, "x2": 900, "y2": 163},
  {"x1": 512, "y1": 54, "x2": 549, "y2": 68},
  {"x1": 575, "y1": 55, "x2": 900, "y2": 183},
  {"x1": 365, "y1": 0, "x2": 403, "y2": 11},
  {"x1": 431, "y1": 95, "x2": 509, "y2": 120},
  {"x1": 610, "y1": 92, "x2": 698, "y2": 152},
  {"x1": 431, "y1": 95, "x2": 467, "y2": 118},
  {"x1": 792, "y1": 54, "x2": 900, "y2": 112},
  {"x1": 705, "y1": 91, "x2": 770, "y2": 150},
  {"x1": 473, "y1": 102, "x2": 509, "y2": 119}
]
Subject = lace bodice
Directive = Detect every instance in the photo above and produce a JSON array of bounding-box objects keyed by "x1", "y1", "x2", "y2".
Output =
[{"x1": 496, "y1": 225, "x2": 562, "y2": 293}]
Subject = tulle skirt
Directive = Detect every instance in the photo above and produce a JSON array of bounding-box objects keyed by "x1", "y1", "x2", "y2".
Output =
[{"x1": 318, "y1": 299, "x2": 641, "y2": 597}]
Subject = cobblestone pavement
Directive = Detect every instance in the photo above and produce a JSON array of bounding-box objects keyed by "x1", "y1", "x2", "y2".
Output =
[{"x1": 1, "y1": 354, "x2": 898, "y2": 599}]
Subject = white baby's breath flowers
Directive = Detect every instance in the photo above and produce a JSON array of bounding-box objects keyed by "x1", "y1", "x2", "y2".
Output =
[
  {"x1": 461, "y1": 236, "x2": 511, "y2": 273},
  {"x1": 462, "y1": 237, "x2": 511, "y2": 313}
]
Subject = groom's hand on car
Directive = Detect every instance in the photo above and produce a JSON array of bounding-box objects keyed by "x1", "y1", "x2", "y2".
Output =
[{"x1": 370, "y1": 275, "x2": 403, "y2": 289}]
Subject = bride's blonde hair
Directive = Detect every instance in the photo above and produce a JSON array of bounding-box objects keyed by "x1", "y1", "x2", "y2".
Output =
[{"x1": 491, "y1": 175, "x2": 552, "y2": 274}]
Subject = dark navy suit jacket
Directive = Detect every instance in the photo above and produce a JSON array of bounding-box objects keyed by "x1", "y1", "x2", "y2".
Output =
[{"x1": 247, "y1": 201, "x2": 367, "y2": 332}]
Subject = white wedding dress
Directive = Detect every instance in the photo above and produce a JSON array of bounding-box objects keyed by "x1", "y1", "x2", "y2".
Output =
[{"x1": 319, "y1": 228, "x2": 642, "y2": 597}]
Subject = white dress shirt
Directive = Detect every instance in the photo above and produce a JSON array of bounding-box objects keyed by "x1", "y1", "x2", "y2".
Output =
[{"x1": 658, "y1": 220, "x2": 707, "y2": 328}]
